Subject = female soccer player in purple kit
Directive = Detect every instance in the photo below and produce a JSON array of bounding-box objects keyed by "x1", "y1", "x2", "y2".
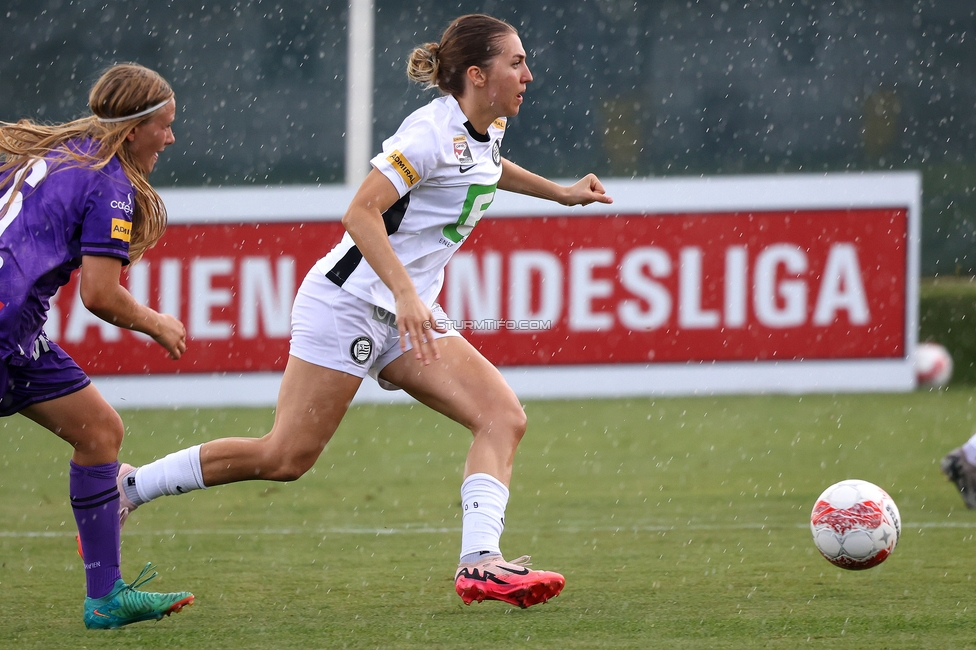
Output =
[{"x1": 0, "y1": 63, "x2": 193, "y2": 629}]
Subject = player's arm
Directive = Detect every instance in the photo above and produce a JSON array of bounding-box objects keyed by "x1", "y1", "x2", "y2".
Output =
[
  {"x1": 79, "y1": 254, "x2": 186, "y2": 360},
  {"x1": 341, "y1": 168, "x2": 444, "y2": 364},
  {"x1": 498, "y1": 157, "x2": 613, "y2": 206}
]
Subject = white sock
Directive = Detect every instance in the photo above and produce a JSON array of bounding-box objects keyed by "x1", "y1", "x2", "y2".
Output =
[
  {"x1": 129, "y1": 445, "x2": 207, "y2": 505},
  {"x1": 459, "y1": 472, "x2": 509, "y2": 560},
  {"x1": 963, "y1": 433, "x2": 976, "y2": 466}
]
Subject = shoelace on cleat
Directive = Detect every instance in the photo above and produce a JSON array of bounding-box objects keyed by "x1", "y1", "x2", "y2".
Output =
[
  {"x1": 127, "y1": 562, "x2": 160, "y2": 590},
  {"x1": 109, "y1": 563, "x2": 167, "y2": 616}
]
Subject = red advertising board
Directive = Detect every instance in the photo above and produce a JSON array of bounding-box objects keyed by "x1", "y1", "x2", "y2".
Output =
[
  {"x1": 52, "y1": 206, "x2": 907, "y2": 375},
  {"x1": 448, "y1": 208, "x2": 907, "y2": 365},
  {"x1": 52, "y1": 222, "x2": 343, "y2": 375}
]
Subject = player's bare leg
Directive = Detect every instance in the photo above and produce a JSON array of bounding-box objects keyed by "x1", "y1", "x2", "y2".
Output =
[
  {"x1": 382, "y1": 336, "x2": 525, "y2": 482},
  {"x1": 118, "y1": 356, "x2": 362, "y2": 511},
  {"x1": 23, "y1": 384, "x2": 123, "y2": 466},
  {"x1": 199, "y1": 356, "x2": 362, "y2": 484},
  {"x1": 380, "y1": 336, "x2": 564, "y2": 608}
]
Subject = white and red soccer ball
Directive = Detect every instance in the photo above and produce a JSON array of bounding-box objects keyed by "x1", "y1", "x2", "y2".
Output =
[
  {"x1": 810, "y1": 479, "x2": 901, "y2": 570},
  {"x1": 915, "y1": 342, "x2": 953, "y2": 387}
]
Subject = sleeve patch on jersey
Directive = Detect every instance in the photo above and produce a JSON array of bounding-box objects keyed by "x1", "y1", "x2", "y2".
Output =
[
  {"x1": 386, "y1": 149, "x2": 420, "y2": 187},
  {"x1": 111, "y1": 218, "x2": 132, "y2": 242},
  {"x1": 492, "y1": 118, "x2": 507, "y2": 130}
]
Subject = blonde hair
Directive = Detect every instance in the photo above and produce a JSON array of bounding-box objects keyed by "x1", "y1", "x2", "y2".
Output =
[
  {"x1": 407, "y1": 14, "x2": 516, "y2": 96},
  {"x1": 0, "y1": 63, "x2": 174, "y2": 261}
]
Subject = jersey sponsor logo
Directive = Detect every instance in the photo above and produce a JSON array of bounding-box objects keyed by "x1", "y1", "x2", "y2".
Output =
[
  {"x1": 453, "y1": 136, "x2": 474, "y2": 164},
  {"x1": 111, "y1": 218, "x2": 132, "y2": 242},
  {"x1": 442, "y1": 184, "x2": 496, "y2": 244},
  {"x1": 110, "y1": 193, "x2": 133, "y2": 216},
  {"x1": 350, "y1": 336, "x2": 373, "y2": 365},
  {"x1": 492, "y1": 118, "x2": 507, "y2": 130},
  {"x1": 459, "y1": 164, "x2": 476, "y2": 173},
  {"x1": 492, "y1": 140, "x2": 501, "y2": 166},
  {"x1": 386, "y1": 150, "x2": 420, "y2": 187}
]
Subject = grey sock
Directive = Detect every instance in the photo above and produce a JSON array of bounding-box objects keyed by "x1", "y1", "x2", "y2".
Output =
[
  {"x1": 460, "y1": 550, "x2": 499, "y2": 564},
  {"x1": 121, "y1": 469, "x2": 143, "y2": 506}
]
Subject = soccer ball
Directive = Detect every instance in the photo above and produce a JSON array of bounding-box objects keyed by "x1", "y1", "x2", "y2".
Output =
[
  {"x1": 810, "y1": 479, "x2": 901, "y2": 570},
  {"x1": 915, "y1": 342, "x2": 953, "y2": 387}
]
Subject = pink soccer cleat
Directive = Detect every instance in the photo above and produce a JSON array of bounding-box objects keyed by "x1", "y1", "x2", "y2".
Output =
[{"x1": 454, "y1": 555, "x2": 564, "y2": 609}]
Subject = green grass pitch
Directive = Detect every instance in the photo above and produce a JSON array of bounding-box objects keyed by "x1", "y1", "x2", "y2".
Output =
[{"x1": 2, "y1": 389, "x2": 976, "y2": 648}]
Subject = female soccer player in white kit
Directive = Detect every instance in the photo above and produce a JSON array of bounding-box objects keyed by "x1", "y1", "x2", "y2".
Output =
[{"x1": 120, "y1": 14, "x2": 613, "y2": 608}]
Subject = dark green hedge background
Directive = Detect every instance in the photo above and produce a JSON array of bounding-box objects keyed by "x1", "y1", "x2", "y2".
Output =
[
  {"x1": 919, "y1": 279, "x2": 976, "y2": 385},
  {"x1": 4, "y1": 2, "x2": 976, "y2": 275}
]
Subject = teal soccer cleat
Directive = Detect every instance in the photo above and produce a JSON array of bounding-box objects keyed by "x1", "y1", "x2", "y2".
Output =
[{"x1": 84, "y1": 563, "x2": 194, "y2": 630}]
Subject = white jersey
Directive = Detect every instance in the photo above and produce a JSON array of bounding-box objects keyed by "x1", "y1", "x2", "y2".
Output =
[{"x1": 315, "y1": 94, "x2": 506, "y2": 312}]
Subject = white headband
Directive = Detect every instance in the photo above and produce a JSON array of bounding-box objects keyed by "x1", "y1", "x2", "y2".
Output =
[{"x1": 96, "y1": 98, "x2": 171, "y2": 123}]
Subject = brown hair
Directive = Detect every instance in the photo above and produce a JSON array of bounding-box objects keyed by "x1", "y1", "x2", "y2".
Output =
[
  {"x1": 406, "y1": 14, "x2": 517, "y2": 96},
  {"x1": 0, "y1": 63, "x2": 174, "y2": 261}
]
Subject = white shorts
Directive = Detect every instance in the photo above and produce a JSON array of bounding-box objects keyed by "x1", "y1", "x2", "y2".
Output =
[{"x1": 289, "y1": 269, "x2": 460, "y2": 390}]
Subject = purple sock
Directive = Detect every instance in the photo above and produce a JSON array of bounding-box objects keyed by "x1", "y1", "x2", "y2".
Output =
[{"x1": 70, "y1": 460, "x2": 122, "y2": 599}]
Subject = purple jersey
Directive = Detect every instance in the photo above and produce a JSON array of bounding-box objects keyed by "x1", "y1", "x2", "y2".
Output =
[{"x1": 0, "y1": 139, "x2": 134, "y2": 363}]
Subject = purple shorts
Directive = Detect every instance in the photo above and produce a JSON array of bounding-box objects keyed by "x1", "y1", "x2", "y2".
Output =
[{"x1": 0, "y1": 333, "x2": 91, "y2": 417}]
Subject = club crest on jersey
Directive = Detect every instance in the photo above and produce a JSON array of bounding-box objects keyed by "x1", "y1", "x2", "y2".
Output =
[
  {"x1": 492, "y1": 140, "x2": 501, "y2": 166},
  {"x1": 453, "y1": 136, "x2": 474, "y2": 164},
  {"x1": 350, "y1": 336, "x2": 373, "y2": 365},
  {"x1": 111, "y1": 218, "x2": 132, "y2": 242}
]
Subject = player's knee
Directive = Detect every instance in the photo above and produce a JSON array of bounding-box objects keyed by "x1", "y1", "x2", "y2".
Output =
[
  {"x1": 265, "y1": 448, "x2": 319, "y2": 482},
  {"x1": 109, "y1": 409, "x2": 125, "y2": 445},
  {"x1": 500, "y1": 393, "x2": 527, "y2": 438},
  {"x1": 272, "y1": 462, "x2": 312, "y2": 482},
  {"x1": 509, "y1": 405, "x2": 528, "y2": 443},
  {"x1": 72, "y1": 410, "x2": 124, "y2": 457},
  {"x1": 476, "y1": 400, "x2": 526, "y2": 446},
  {"x1": 95, "y1": 410, "x2": 125, "y2": 452}
]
